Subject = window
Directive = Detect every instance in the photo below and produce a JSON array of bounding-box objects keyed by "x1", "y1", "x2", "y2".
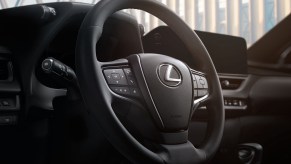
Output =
[
  {"x1": 264, "y1": 0, "x2": 275, "y2": 32},
  {"x1": 217, "y1": 0, "x2": 226, "y2": 33},
  {"x1": 0, "y1": 0, "x2": 290, "y2": 46},
  {"x1": 240, "y1": 0, "x2": 250, "y2": 44}
]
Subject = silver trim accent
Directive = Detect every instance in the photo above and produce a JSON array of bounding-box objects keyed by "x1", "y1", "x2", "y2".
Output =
[
  {"x1": 191, "y1": 95, "x2": 209, "y2": 117},
  {"x1": 137, "y1": 55, "x2": 165, "y2": 128},
  {"x1": 193, "y1": 95, "x2": 209, "y2": 106}
]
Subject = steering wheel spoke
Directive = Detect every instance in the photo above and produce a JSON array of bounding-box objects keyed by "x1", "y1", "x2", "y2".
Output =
[{"x1": 159, "y1": 141, "x2": 206, "y2": 164}]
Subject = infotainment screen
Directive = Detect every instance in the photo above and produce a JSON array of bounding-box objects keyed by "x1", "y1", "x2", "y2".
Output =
[
  {"x1": 143, "y1": 26, "x2": 248, "y2": 75},
  {"x1": 195, "y1": 31, "x2": 248, "y2": 75}
]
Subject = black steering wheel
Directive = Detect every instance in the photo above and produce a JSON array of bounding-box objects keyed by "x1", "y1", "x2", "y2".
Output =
[{"x1": 76, "y1": 0, "x2": 224, "y2": 163}]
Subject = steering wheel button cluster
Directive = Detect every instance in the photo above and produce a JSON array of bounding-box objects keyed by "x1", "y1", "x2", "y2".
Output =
[
  {"x1": 103, "y1": 67, "x2": 141, "y2": 99},
  {"x1": 104, "y1": 69, "x2": 128, "y2": 85},
  {"x1": 192, "y1": 74, "x2": 208, "y2": 89},
  {"x1": 192, "y1": 73, "x2": 209, "y2": 98},
  {"x1": 192, "y1": 75, "x2": 198, "y2": 97}
]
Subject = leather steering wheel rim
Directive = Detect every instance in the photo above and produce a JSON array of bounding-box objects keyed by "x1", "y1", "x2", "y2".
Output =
[{"x1": 76, "y1": 0, "x2": 224, "y2": 163}]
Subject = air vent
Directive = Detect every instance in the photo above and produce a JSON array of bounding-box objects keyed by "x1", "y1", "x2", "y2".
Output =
[
  {"x1": 0, "y1": 60, "x2": 11, "y2": 80},
  {"x1": 220, "y1": 77, "x2": 245, "y2": 90},
  {"x1": 0, "y1": 46, "x2": 13, "y2": 81}
]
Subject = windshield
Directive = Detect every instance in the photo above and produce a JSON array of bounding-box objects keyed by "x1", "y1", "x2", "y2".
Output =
[{"x1": 1, "y1": 0, "x2": 290, "y2": 46}]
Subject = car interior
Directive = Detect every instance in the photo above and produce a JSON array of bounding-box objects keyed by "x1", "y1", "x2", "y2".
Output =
[{"x1": 0, "y1": 0, "x2": 291, "y2": 164}]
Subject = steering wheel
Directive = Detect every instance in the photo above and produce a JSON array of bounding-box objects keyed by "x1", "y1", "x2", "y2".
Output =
[{"x1": 76, "y1": 0, "x2": 224, "y2": 163}]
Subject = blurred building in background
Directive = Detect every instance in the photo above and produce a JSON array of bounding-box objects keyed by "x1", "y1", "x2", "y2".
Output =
[{"x1": 0, "y1": 0, "x2": 290, "y2": 46}]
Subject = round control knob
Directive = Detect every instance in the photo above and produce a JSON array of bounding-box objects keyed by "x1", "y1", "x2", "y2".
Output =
[
  {"x1": 221, "y1": 80, "x2": 230, "y2": 87},
  {"x1": 42, "y1": 58, "x2": 53, "y2": 72}
]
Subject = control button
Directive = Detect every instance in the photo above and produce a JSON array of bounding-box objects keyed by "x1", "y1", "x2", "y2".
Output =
[
  {"x1": 0, "y1": 116, "x2": 17, "y2": 125},
  {"x1": 199, "y1": 78, "x2": 205, "y2": 85},
  {"x1": 192, "y1": 75, "x2": 198, "y2": 89},
  {"x1": 200, "y1": 76, "x2": 208, "y2": 89},
  {"x1": 193, "y1": 89, "x2": 198, "y2": 97},
  {"x1": 104, "y1": 72, "x2": 112, "y2": 80},
  {"x1": 130, "y1": 88, "x2": 141, "y2": 97},
  {"x1": 2, "y1": 100, "x2": 10, "y2": 106},
  {"x1": 195, "y1": 75, "x2": 203, "y2": 89},
  {"x1": 227, "y1": 100, "x2": 232, "y2": 106},
  {"x1": 52, "y1": 61, "x2": 66, "y2": 76},
  {"x1": 104, "y1": 70, "x2": 112, "y2": 79},
  {"x1": 198, "y1": 89, "x2": 208, "y2": 97},
  {"x1": 224, "y1": 100, "x2": 228, "y2": 106},
  {"x1": 233, "y1": 100, "x2": 239, "y2": 106},
  {"x1": 239, "y1": 100, "x2": 245, "y2": 106},
  {"x1": 104, "y1": 69, "x2": 128, "y2": 85},
  {"x1": 111, "y1": 73, "x2": 121, "y2": 79},
  {"x1": 0, "y1": 99, "x2": 17, "y2": 111},
  {"x1": 111, "y1": 87, "x2": 130, "y2": 96},
  {"x1": 221, "y1": 80, "x2": 230, "y2": 87},
  {"x1": 42, "y1": 59, "x2": 53, "y2": 70},
  {"x1": 0, "y1": 117, "x2": 11, "y2": 124},
  {"x1": 127, "y1": 76, "x2": 137, "y2": 86},
  {"x1": 123, "y1": 68, "x2": 133, "y2": 76}
]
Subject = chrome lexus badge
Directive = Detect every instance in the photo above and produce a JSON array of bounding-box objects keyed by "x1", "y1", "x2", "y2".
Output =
[{"x1": 158, "y1": 64, "x2": 182, "y2": 87}]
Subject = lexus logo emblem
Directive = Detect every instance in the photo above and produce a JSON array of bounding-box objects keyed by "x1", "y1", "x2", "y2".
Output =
[{"x1": 158, "y1": 64, "x2": 182, "y2": 87}]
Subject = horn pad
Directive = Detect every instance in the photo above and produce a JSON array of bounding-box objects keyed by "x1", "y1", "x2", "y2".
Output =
[{"x1": 138, "y1": 54, "x2": 193, "y2": 131}]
